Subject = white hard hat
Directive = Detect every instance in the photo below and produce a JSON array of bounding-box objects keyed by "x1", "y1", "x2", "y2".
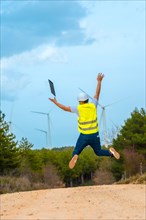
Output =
[{"x1": 77, "y1": 92, "x2": 89, "y2": 102}]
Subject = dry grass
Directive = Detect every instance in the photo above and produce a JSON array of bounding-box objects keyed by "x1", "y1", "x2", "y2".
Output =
[{"x1": 117, "y1": 172, "x2": 146, "y2": 184}]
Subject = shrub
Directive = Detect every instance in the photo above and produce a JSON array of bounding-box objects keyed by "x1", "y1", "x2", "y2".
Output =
[
  {"x1": 93, "y1": 169, "x2": 115, "y2": 185},
  {"x1": 0, "y1": 176, "x2": 32, "y2": 194}
]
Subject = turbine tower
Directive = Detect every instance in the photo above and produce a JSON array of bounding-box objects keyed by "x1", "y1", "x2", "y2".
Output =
[
  {"x1": 9, "y1": 102, "x2": 15, "y2": 133},
  {"x1": 99, "y1": 99, "x2": 123, "y2": 148},
  {"x1": 99, "y1": 105, "x2": 110, "y2": 148},
  {"x1": 35, "y1": 128, "x2": 48, "y2": 148},
  {"x1": 32, "y1": 111, "x2": 52, "y2": 148}
]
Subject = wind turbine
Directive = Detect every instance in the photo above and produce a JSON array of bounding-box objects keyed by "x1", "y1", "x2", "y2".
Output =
[
  {"x1": 8, "y1": 103, "x2": 26, "y2": 138},
  {"x1": 35, "y1": 128, "x2": 48, "y2": 148},
  {"x1": 99, "y1": 99, "x2": 125, "y2": 148},
  {"x1": 99, "y1": 104, "x2": 111, "y2": 148},
  {"x1": 9, "y1": 102, "x2": 22, "y2": 135},
  {"x1": 9, "y1": 102, "x2": 15, "y2": 133},
  {"x1": 31, "y1": 111, "x2": 52, "y2": 148}
]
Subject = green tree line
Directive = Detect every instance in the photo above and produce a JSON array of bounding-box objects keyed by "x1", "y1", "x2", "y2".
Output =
[{"x1": 0, "y1": 108, "x2": 146, "y2": 193}]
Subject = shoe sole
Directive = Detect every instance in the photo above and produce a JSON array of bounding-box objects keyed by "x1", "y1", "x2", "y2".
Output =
[
  {"x1": 109, "y1": 147, "x2": 120, "y2": 160},
  {"x1": 69, "y1": 155, "x2": 78, "y2": 169}
]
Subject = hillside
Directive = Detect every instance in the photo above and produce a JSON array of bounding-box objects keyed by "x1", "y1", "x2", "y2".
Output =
[{"x1": 1, "y1": 184, "x2": 145, "y2": 220}]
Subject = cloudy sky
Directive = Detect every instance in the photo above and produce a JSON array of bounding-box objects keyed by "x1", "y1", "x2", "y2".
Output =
[{"x1": 1, "y1": 0, "x2": 145, "y2": 149}]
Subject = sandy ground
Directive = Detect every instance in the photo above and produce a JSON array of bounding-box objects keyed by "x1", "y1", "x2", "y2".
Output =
[{"x1": 0, "y1": 184, "x2": 145, "y2": 220}]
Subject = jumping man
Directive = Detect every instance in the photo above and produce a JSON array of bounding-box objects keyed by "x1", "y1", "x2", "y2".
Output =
[{"x1": 49, "y1": 73, "x2": 120, "y2": 169}]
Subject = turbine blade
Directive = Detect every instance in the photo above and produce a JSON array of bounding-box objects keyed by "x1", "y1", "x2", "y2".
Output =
[
  {"x1": 98, "y1": 102, "x2": 103, "y2": 108},
  {"x1": 35, "y1": 128, "x2": 46, "y2": 133},
  {"x1": 31, "y1": 111, "x2": 47, "y2": 115},
  {"x1": 104, "y1": 97, "x2": 129, "y2": 108}
]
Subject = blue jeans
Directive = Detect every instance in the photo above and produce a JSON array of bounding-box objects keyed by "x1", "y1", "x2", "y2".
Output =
[{"x1": 72, "y1": 132, "x2": 112, "y2": 157}]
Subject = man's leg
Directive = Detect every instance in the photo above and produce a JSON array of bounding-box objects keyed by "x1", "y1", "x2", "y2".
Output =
[
  {"x1": 89, "y1": 133, "x2": 120, "y2": 159},
  {"x1": 69, "y1": 134, "x2": 87, "y2": 169}
]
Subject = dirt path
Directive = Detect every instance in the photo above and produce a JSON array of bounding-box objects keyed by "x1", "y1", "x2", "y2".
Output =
[{"x1": 1, "y1": 184, "x2": 145, "y2": 220}]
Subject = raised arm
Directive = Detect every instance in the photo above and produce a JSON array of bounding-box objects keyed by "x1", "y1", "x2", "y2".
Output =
[
  {"x1": 94, "y1": 73, "x2": 104, "y2": 100},
  {"x1": 49, "y1": 98, "x2": 71, "y2": 112}
]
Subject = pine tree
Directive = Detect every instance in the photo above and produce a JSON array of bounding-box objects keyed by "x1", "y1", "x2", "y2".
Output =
[
  {"x1": 0, "y1": 111, "x2": 20, "y2": 174},
  {"x1": 113, "y1": 108, "x2": 146, "y2": 156}
]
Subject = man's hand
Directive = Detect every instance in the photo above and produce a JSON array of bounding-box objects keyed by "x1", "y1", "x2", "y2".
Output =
[
  {"x1": 49, "y1": 97, "x2": 57, "y2": 104},
  {"x1": 48, "y1": 97, "x2": 71, "y2": 112},
  {"x1": 94, "y1": 73, "x2": 104, "y2": 100},
  {"x1": 97, "y1": 73, "x2": 104, "y2": 82}
]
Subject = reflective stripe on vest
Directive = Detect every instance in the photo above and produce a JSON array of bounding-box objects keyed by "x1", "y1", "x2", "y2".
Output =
[
  {"x1": 77, "y1": 103, "x2": 99, "y2": 134},
  {"x1": 78, "y1": 118, "x2": 97, "y2": 125}
]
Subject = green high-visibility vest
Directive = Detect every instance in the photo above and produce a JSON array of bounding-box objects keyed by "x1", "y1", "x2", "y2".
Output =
[{"x1": 77, "y1": 103, "x2": 98, "y2": 134}]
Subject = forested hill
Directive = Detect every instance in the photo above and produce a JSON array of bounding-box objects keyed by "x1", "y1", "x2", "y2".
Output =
[{"x1": 0, "y1": 108, "x2": 146, "y2": 194}]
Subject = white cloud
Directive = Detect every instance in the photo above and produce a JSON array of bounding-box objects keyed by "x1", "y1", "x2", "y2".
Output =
[
  {"x1": 1, "y1": 44, "x2": 67, "y2": 70},
  {"x1": 36, "y1": 46, "x2": 68, "y2": 63},
  {"x1": 0, "y1": 44, "x2": 68, "y2": 101}
]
